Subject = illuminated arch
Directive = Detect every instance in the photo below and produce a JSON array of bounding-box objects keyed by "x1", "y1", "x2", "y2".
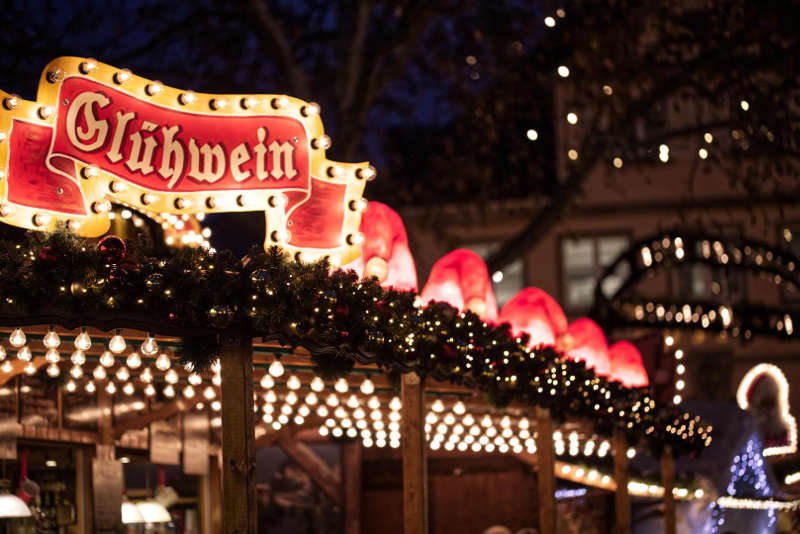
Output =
[
  {"x1": 736, "y1": 363, "x2": 797, "y2": 456},
  {"x1": 590, "y1": 231, "x2": 800, "y2": 341}
]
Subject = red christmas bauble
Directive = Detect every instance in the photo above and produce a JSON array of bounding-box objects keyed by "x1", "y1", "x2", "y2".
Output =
[{"x1": 97, "y1": 236, "x2": 127, "y2": 263}]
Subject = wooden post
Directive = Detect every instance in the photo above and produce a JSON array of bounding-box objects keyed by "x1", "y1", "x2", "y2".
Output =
[
  {"x1": 613, "y1": 430, "x2": 631, "y2": 534},
  {"x1": 97, "y1": 388, "x2": 114, "y2": 453},
  {"x1": 662, "y1": 446, "x2": 675, "y2": 534},
  {"x1": 534, "y1": 407, "x2": 556, "y2": 534},
  {"x1": 220, "y1": 337, "x2": 257, "y2": 534},
  {"x1": 342, "y1": 441, "x2": 362, "y2": 534},
  {"x1": 401, "y1": 373, "x2": 427, "y2": 534},
  {"x1": 75, "y1": 447, "x2": 94, "y2": 534}
]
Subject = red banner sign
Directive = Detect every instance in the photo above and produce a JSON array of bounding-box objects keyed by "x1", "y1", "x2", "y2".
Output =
[{"x1": 0, "y1": 57, "x2": 373, "y2": 263}]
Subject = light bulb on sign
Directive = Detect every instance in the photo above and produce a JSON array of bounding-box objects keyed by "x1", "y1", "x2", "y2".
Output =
[
  {"x1": 9, "y1": 328, "x2": 25, "y2": 348},
  {"x1": 108, "y1": 330, "x2": 126, "y2": 353},
  {"x1": 43, "y1": 327, "x2": 60, "y2": 349}
]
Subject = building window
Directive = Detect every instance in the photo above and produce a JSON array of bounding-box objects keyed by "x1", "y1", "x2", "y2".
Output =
[
  {"x1": 465, "y1": 243, "x2": 524, "y2": 307},
  {"x1": 561, "y1": 234, "x2": 630, "y2": 310}
]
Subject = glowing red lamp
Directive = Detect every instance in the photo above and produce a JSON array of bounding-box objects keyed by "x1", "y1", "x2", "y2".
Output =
[
  {"x1": 343, "y1": 201, "x2": 418, "y2": 291},
  {"x1": 420, "y1": 249, "x2": 498, "y2": 321},
  {"x1": 557, "y1": 318, "x2": 611, "y2": 376},
  {"x1": 608, "y1": 341, "x2": 649, "y2": 387},
  {"x1": 498, "y1": 287, "x2": 567, "y2": 347}
]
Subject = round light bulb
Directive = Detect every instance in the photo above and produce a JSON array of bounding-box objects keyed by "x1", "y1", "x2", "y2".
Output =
[
  {"x1": 74, "y1": 329, "x2": 91, "y2": 351},
  {"x1": 70, "y1": 365, "x2": 83, "y2": 379},
  {"x1": 268, "y1": 360, "x2": 284, "y2": 377},
  {"x1": 360, "y1": 377, "x2": 375, "y2": 395},
  {"x1": 155, "y1": 353, "x2": 171, "y2": 371},
  {"x1": 46, "y1": 364, "x2": 60, "y2": 377},
  {"x1": 24, "y1": 362, "x2": 36, "y2": 375},
  {"x1": 165, "y1": 369, "x2": 178, "y2": 384},
  {"x1": 65, "y1": 380, "x2": 77, "y2": 393},
  {"x1": 334, "y1": 378, "x2": 349, "y2": 393},
  {"x1": 70, "y1": 350, "x2": 86, "y2": 366},
  {"x1": 17, "y1": 346, "x2": 32, "y2": 362},
  {"x1": 108, "y1": 331, "x2": 126, "y2": 353},
  {"x1": 43, "y1": 328, "x2": 60, "y2": 349},
  {"x1": 140, "y1": 335, "x2": 158, "y2": 356},
  {"x1": 144, "y1": 384, "x2": 156, "y2": 396},
  {"x1": 116, "y1": 367, "x2": 130, "y2": 382},
  {"x1": 99, "y1": 351, "x2": 115, "y2": 368},
  {"x1": 203, "y1": 386, "x2": 216, "y2": 400},
  {"x1": 9, "y1": 328, "x2": 26, "y2": 348},
  {"x1": 163, "y1": 384, "x2": 175, "y2": 398},
  {"x1": 85, "y1": 381, "x2": 96, "y2": 394},
  {"x1": 106, "y1": 382, "x2": 116, "y2": 394},
  {"x1": 188, "y1": 373, "x2": 202, "y2": 386},
  {"x1": 0, "y1": 346, "x2": 5, "y2": 361},
  {"x1": 453, "y1": 401, "x2": 466, "y2": 415},
  {"x1": 93, "y1": 366, "x2": 107, "y2": 380},
  {"x1": 123, "y1": 382, "x2": 135, "y2": 395},
  {"x1": 287, "y1": 375, "x2": 301, "y2": 390},
  {"x1": 310, "y1": 376, "x2": 325, "y2": 392},
  {"x1": 260, "y1": 374, "x2": 274, "y2": 388},
  {"x1": 140, "y1": 367, "x2": 153, "y2": 383},
  {"x1": 126, "y1": 352, "x2": 142, "y2": 369}
]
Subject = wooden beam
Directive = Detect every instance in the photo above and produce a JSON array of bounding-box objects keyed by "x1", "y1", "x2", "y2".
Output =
[
  {"x1": 401, "y1": 373, "x2": 427, "y2": 534},
  {"x1": 535, "y1": 406, "x2": 556, "y2": 534},
  {"x1": 613, "y1": 430, "x2": 631, "y2": 534},
  {"x1": 343, "y1": 441, "x2": 362, "y2": 534},
  {"x1": 662, "y1": 445, "x2": 675, "y2": 534},
  {"x1": 220, "y1": 337, "x2": 257, "y2": 534},
  {"x1": 277, "y1": 436, "x2": 343, "y2": 505},
  {"x1": 0, "y1": 356, "x2": 47, "y2": 386},
  {"x1": 113, "y1": 397, "x2": 201, "y2": 439}
]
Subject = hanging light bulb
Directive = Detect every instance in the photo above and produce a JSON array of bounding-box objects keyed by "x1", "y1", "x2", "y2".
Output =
[
  {"x1": 286, "y1": 391, "x2": 298, "y2": 405},
  {"x1": 305, "y1": 392, "x2": 318, "y2": 405},
  {"x1": 0, "y1": 346, "x2": 5, "y2": 361},
  {"x1": 70, "y1": 350, "x2": 85, "y2": 366},
  {"x1": 106, "y1": 381, "x2": 116, "y2": 394},
  {"x1": 203, "y1": 386, "x2": 215, "y2": 400},
  {"x1": 268, "y1": 359, "x2": 284, "y2": 377},
  {"x1": 24, "y1": 362, "x2": 36, "y2": 375},
  {"x1": 334, "y1": 378, "x2": 349, "y2": 393},
  {"x1": 260, "y1": 374, "x2": 274, "y2": 389},
  {"x1": 1, "y1": 361, "x2": 13, "y2": 374},
  {"x1": 122, "y1": 382, "x2": 135, "y2": 395},
  {"x1": 188, "y1": 373, "x2": 202, "y2": 386},
  {"x1": 85, "y1": 381, "x2": 96, "y2": 394},
  {"x1": 165, "y1": 369, "x2": 178, "y2": 384},
  {"x1": 43, "y1": 327, "x2": 60, "y2": 349},
  {"x1": 99, "y1": 351, "x2": 114, "y2": 368},
  {"x1": 212, "y1": 374, "x2": 221, "y2": 386},
  {"x1": 46, "y1": 363, "x2": 60, "y2": 377},
  {"x1": 116, "y1": 367, "x2": 130, "y2": 382},
  {"x1": 286, "y1": 375, "x2": 301, "y2": 390},
  {"x1": 347, "y1": 395, "x2": 359, "y2": 408},
  {"x1": 65, "y1": 380, "x2": 77, "y2": 392},
  {"x1": 108, "y1": 329, "x2": 126, "y2": 353},
  {"x1": 163, "y1": 384, "x2": 175, "y2": 398},
  {"x1": 310, "y1": 376, "x2": 325, "y2": 392},
  {"x1": 126, "y1": 352, "x2": 142, "y2": 369},
  {"x1": 327, "y1": 394, "x2": 339, "y2": 407},
  {"x1": 453, "y1": 401, "x2": 466, "y2": 415},
  {"x1": 16, "y1": 346, "x2": 32, "y2": 362},
  {"x1": 9, "y1": 328, "x2": 25, "y2": 348},
  {"x1": 45, "y1": 349, "x2": 60, "y2": 363},
  {"x1": 360, "y1": 377, "x2": 375, "y2": 395},
  {"x1": 144, "y1": 384, "x2": 156, "y2": 396},
  {"x1": 74, "y1": 328, "x2": 91, "y2": 351},
  {"x1": 140, "y1": 368, "x2": 153, "y2": 383},
  {"x1": 93, "y1": 366, "x2": 107, "y2": 380},
  {"x1": 389, "y1": 397, "x2": 402, "y2": 411},
  {"x1": 155, "y1": 353, "x2": 171, "y2": 371},
  {"x1": 368, "y1": 396, "x2": 380, "y2": 410},
  {"x1": 70, "y1": 365, "x2": 83, "y2": 379},
  {"x1": 140, "y1": 334, "x2": 158, "y2": 356},
  {"x1": 431, "y1": 399, "x2": 444, "y2": 413}
]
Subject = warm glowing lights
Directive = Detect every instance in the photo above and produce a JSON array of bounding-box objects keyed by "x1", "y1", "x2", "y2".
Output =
[
  {"x1": 544, "y1": 16, "x2": 556, "y2": 27},
  {"x1": 566, "y1": 112, "x2": 578, "y2": 124},
  {"x1": 260, "y1": 374, "x2": 275, "y2": 389},
  {"x1": 736, "y1": 363, "x2": 797, "y2": 456},
  {"x1": 557, "y1": 65, "x2": 570, "y2": 78},
  {"x1": 268, "y1": 359, "x2": 285, "y2": 378},
  {"x1": 9, "y1": 328, "x2": 26, "y2": 348},
  {"x1": 43, "y1": 328, "x2": 60, "y2": 349},
  {"x1": 659, "y1": 144, "x2": 669, "y2": 162},
  {"x1": 526, "y1": 129, "x2": 538, "y2": 141}
]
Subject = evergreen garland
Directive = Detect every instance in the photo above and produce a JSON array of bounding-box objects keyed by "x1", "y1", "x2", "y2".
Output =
[{"x1": 0, "y1": 231, "x2": 711, "y2": 456}]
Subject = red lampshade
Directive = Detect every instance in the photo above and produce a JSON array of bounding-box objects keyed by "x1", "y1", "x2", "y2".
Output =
[
  {"x1": 498, "y1": 287, "x2": 567, "y2": 347},
  {"x1": 608, "y1": 341, "x2": 649, "y2": 387},
  {"x1": 421, "y1": 249, "x2": 498, "y2": 321},
  {"x1": 558, "y1": 318, "x2": 611, "y2": 376},
  {"x1": 343, "y1": 201, "x2": 418, "y2": 291}
]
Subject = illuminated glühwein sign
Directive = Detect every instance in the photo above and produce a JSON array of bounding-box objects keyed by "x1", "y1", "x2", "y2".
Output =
[{"x1": 0, "y1": 57, "x2": 373, "y2": 263}]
